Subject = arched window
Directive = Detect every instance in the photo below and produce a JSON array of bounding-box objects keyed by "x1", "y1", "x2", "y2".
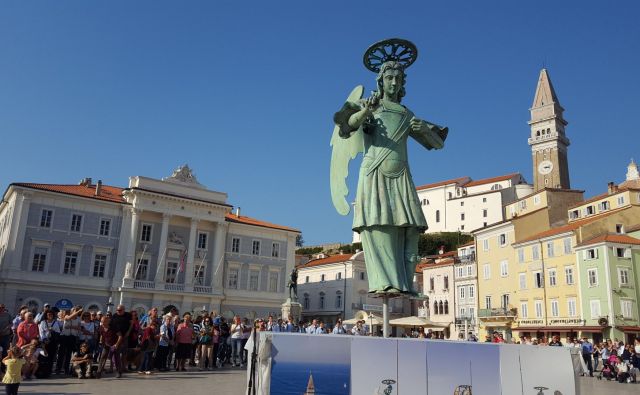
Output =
[
  {"x1": 536, "y1": 130, "x2": 540, "y2": 137},
  {"x1": 335, "y1": 291, "x2": 342, "y2": 308},
  {"x1": 336, "y1": 272, "x2": 342, "y2": 280},
  {"x1": 433, "y1": 301, "x2": 438, "y2": 315},
  {"x1": 438, "y1": 301, "x2": 444, "y2": 315},
  {"x1": 435, "y1": 210, "x2": 440, "y2": 223},
  {"x1": 303, "y1": 293, "x2": 310, "y2": 310},
  {"x1": 444, "y1": 301, "x2": 449, "y2": 315}
]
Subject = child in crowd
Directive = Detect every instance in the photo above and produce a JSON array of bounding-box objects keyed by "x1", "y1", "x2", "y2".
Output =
[
  {"x1": 2, "y1": 346, "x2": 25, "y2": 395},
  {"x1": 19, "y1": 339, "x2": 46, "y2": 380},
  {"x1": 71, "y1": 342, "x2": 92, "y2": 379},
  {"x1": 96, "y1": 316, "x2": 116, "y2": 379}
]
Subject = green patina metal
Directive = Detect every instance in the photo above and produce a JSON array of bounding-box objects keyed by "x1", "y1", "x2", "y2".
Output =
[{"x1": 330, "y1": 39, "x2": 448, "y2": 295}]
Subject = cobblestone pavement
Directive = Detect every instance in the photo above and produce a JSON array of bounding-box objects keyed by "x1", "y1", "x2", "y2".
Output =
[{"x1": 8, "y1": 368, "x2": 639, "y2": 394}]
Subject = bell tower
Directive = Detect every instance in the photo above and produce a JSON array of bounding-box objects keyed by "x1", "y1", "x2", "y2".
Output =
[{"x1": 528, "y1": 69, "x2": 571, "y2": 191}]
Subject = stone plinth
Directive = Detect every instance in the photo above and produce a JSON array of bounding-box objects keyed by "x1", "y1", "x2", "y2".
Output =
[{"x1": 281, "y1": 299, "x2": 302, "y2": 323}]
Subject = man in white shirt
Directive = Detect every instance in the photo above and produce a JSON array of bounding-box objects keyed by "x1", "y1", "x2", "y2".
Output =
[
  {"x1": 306, "y1": 319, "x2": 318, "y2": 334},
  {"x1": 351, "y1": 321, "x2": 366, "y2": 336}
]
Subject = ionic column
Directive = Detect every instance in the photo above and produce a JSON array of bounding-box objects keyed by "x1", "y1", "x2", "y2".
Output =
[
  {"x1": 185, "y1": 218, "x2": 198, "y2": 287},
  {"x1": 212, "y1": 221, "x2": 228, "y2": 291},
  {"x1": 123, "y1": 208, "x2": 140, "y2": 280},
  {"x1": 7, "y1": 192, "x2": 32, "y2": 272},
  {"x1": 154, "y1": 214, "x2": 171, "y2": 283}
]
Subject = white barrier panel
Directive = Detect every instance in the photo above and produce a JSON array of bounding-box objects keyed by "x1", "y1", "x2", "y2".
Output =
[{"x1": 249, "y1": 333, "x2": 578, "y2": 395}]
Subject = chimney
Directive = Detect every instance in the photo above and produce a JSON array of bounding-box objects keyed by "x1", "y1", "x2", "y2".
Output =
[
  {"x1": 607, "y1": 182, "x2": 615, "y2": 194},
  {"x1": 79, "y1": 177, "x2": 92, "y2": 187},
  {"x1": 95, "y1": 180, "x2": 102, "y2": 196},
  {"x1": 235, "y1": 207, "x2": 241, "y2": 217}
]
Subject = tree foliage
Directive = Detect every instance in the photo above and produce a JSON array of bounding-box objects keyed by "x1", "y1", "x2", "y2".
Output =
[
  {"x1": 295, "y1": 246, "x2": 323, "y2": 255},
  {"x1": 417, "y1": 232, "x2": 473, "y2": 257},
  {"x1": 295, "y1": 234, "x2": 304, "y2": 247}
]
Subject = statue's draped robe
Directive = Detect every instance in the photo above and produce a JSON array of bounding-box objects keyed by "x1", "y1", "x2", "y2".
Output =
[{"x1": 343, "y1": 101, "x2": 444, "y2": 293}]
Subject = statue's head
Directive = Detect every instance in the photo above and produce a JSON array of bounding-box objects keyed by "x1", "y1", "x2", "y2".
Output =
[{"x1": 376, "y1": 61, "x2": 406, "y2": 102}]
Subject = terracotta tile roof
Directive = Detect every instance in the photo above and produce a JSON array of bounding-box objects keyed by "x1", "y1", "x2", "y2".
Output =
[
  {"x1": 299, "y1": 254, "x2": 354, "y2": 268},
  {"x1": 576, "y1": 233, "x2": 640, "y2": 248},
  {"x1": 12, "y1": 182, "x2": 298, "y2": 233},
  {"x1": 464, "y1": 173, "x2": 521, "y2": 187},
  {"x1": 515, "y1": 207, "x2": 630, "y2": 244},
  {"x1": 416, "y1": 176, "x2": 470, "y2": 191},
  {"x1": 458, "y1": 241, "x2": 475, "y2": 248},
  {"x1": 415, "y1": 262, "x2": 429, "y2": 273},
  {"x1": 13, "y1": 183, "x2": 126, "y2": 203},
  {"x1": 225, "y1": 213, "x2": 300, "y2": 233},
  {"x1": 620, "y1": 179, "x2": 640, "y2": 189}
]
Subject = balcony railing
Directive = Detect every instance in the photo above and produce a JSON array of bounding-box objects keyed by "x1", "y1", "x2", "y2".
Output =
[
  {"x1": 133, "y1": 280, "x2": 155, "y2": 289},
  {"x1": 164, "y1": 283, "x2": 185, "y2": 292},
  {"x1": 478, "y1": 308, "x2": 517, "y2": 318},
  {"x1": 193, "y1": 285, "x2": 212, "y2": 294}
]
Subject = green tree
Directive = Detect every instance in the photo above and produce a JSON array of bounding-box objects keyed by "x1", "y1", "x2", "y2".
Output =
[
  {"x1": 295, "y1": 234, "x2": 304, "y2": 247},
  {"x1": 418, "y1": 232, "x2": 472, "y2": 256}
]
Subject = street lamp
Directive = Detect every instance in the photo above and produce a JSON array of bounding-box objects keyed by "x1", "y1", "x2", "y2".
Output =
[
  {"x1": 368, "y1": 312, "x2": 374, "y2": 336},
  {"x1": 106, "y1": 296, "x2": 114, "y2": 313}
]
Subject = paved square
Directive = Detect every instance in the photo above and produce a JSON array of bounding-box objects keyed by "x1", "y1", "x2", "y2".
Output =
[{"x1": 9, "y1": 368, "x2": 639, "y2": 394}]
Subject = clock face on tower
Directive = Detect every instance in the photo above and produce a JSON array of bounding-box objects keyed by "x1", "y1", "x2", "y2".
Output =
[{"x1": 538, "y1": 160, "x2": 554, "y2": 175}]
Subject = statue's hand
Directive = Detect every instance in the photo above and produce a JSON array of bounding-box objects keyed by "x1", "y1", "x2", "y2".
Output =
[{"x1": 410, "y1": 117, "x2": 425, "y2": 132}]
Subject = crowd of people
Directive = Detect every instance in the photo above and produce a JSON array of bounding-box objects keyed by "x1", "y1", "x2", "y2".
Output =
[
  {"x1": 482, "y1": 331, "x2": 640, "y2": 384},
  {"x1": 0, "y1": 302, "x2": 268, "y2": 393},
  {"x1": 2, "y1": 302, "x2": 639, "y2": 392}
]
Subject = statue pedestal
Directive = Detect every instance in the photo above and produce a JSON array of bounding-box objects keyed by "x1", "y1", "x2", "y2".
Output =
[{"x1": 281, "y1": 299, "x2": 302, "y2": 323}]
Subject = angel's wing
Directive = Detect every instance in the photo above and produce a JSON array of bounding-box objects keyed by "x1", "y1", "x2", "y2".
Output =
[{"x1": 330, "y1": 85, "x2": 365, "y2": 216}]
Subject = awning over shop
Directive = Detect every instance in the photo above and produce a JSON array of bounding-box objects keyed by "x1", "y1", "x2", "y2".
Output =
[
  {"x1": 389, "y1": 316, "x2": 448, "y2": 329},
  {"x1": 617, "y1": 326, "x2": 640, "y2": 332},
  {"x1": 343, "y1": 310, "x2": 383, "y2": 325},
  {"x1": 514, "y1": 326, "x2": 604, "y2": 333}
]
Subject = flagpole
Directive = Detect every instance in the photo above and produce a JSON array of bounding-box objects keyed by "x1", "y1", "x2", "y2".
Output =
[
  {"x1": 154, "y1": 246, "x2": 168, "y2": 281},
  {"x1": 133, "y1": 243, "x2": 148, "y2": 280},
  {"x1": 194, "y1": 251, "x2": 207, "y2": 285}
]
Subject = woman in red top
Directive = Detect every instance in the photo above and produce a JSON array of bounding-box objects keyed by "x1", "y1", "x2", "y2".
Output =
[
  {"x1": 175, "y1": 313, "x2": 193, "y2": 371},
  {"x1": 16, "y1": 312, "x2": 39, "y2": 348}
]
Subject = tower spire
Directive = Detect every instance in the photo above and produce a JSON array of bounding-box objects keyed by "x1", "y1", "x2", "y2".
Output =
[
  {"x1": 528, "y1": 68, "x2": 571, "y2": 191},
  {"x1": 532, "y1": 69, "x2": 560, "y2": 108}
]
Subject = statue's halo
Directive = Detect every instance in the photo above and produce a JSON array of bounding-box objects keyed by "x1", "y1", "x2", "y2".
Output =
[{"x1": 363, "y1": 38, "x2": 418, "y2": 73}]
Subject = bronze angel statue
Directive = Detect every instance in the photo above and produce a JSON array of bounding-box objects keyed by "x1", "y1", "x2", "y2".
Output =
[{"x1": 330, "y1": 39, "x2": 448, "y2": 295}]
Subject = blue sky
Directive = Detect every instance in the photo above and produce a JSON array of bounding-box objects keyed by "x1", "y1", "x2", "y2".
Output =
[{"x1": 1, "y1": 1, "x2": 639, "y2": 245}]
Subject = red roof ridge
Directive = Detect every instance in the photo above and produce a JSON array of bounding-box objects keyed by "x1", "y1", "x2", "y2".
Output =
[
  {"x1": 11, "y1": 182, "x2": 298, "y2": 233},
  {"x1": 13, "y1": 182, "x2": 126, "y2": 203},
  {"x1": 577, "y1": 233, "x2": 640, "y2": 248},
  {"x1": 224, "y1": 213, "x2": 299, "y2": 233},
  {"x1": 465, "y1": 173, "x2": 521, "y2": 187},
  {"x1": 416, "y1": 176, "x2": 471, "y2": 191},
  {"x1": 300, "y1": 254, "x2": 355, "y2": 268}
]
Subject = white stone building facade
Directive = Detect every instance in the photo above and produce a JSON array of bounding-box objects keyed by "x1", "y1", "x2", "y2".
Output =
[
  {"x1": 423, "y1": 256, "x2": 456, "y2": 338},
  {"x1": 453, "y1": 243, "x2": 479, "y2": 336},
  {"x1": 0, "y1": 166, "x2": 299, "y2": 318},
  {"x1": 297, "y1": 252, "x2": 410, "y2": 326}
]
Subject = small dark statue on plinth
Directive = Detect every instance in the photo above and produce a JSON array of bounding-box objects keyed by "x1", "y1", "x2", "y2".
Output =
[{"x1": 288, "y1": 267, "x2": 298, "y2": 302}]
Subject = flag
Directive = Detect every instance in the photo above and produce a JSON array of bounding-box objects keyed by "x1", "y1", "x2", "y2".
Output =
[{"x1": 178, "y1": 249, "x2": 187, "y2": 273}]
